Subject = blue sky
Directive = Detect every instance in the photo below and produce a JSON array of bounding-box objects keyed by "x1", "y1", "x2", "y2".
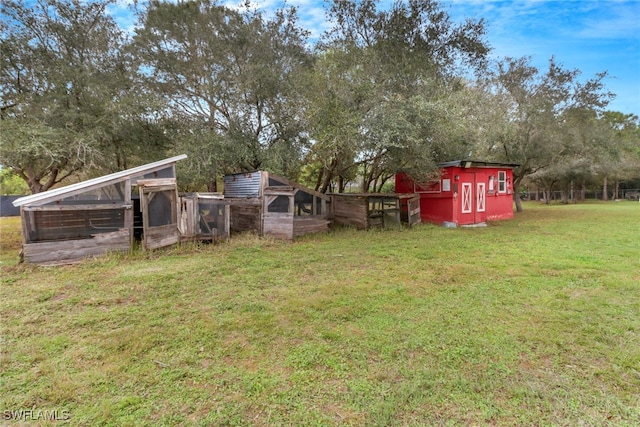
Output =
[{"x1": 109, "y1": 0, "x2": 640, "y2": 116}]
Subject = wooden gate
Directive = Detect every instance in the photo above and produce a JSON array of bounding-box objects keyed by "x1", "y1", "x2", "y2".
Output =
[{"x1": 138, "y1": 178, "x2": 179, "y2": 250}]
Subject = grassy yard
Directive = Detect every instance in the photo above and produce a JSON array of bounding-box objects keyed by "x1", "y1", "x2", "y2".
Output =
[{"x1": 1, "y1": 202, "x2": 639, "y2": 426}]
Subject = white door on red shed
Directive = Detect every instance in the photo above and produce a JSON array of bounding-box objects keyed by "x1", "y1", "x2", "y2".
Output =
[
  {"x1": 477, "y1": 182, "x2": 486, "y2": 212},
  {"x1": 461, "y1": 183, "x2": 473, "y2": 213}
]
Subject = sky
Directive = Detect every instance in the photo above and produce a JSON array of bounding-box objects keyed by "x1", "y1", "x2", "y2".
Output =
[{"x1": 108, "y1": 0, "x2": 640, "y2": 116}]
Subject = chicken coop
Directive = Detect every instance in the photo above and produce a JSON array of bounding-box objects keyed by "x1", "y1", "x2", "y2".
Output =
[
  {"x1": 330, "y1": 193, "x2": 421, "y2": 229},
  {"x1": 12, "y1": 155, "x2": 188, "y2": 264},
  {"x1": 396, "y1": 160, "x2": 519, "y2": 226},
  {"x1": 178, "y1": 193, "x2": 230, "y2": 243},
  {"x1": 223, "y1": 171, "x2": 331, "y2": 240}
]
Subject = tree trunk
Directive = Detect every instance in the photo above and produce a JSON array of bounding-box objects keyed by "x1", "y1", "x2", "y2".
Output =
[
  {"x1": 513, "y1": 176, "x2": 524, "y2": 212},
  {"x1": 376, "y1": 175, "x2": 389, "y2": 193},
  {"x1": 570, "y1": 180, "x2": 574, "y2": 203},
  {"x1": 614, "y1": 180, "x2": 619, "y2": 200},
  {"x1": 602, "y1": 176, "x2": 608, "y2": 201},
  {"x1": 320, "y1": 162, "x2": 336, "y2": 194},
  {"x1": 314, "y1": 168, "x2": 324, "y2": 192}
]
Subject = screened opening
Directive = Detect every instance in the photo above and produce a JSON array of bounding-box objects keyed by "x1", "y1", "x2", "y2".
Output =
[
  {"x1": 267, "y1": 195, "x2": 291, "y2": 213},
  {"x1": 133, "y1": 196, "x2": 143, "y2": 241},
  {"x1": 268, "y1": 177, "x2": 288, "y2": 187},
  {"x1": 46, "y1": 182, "x2": 126, "y2": 205},
  {"x1": 198, "y1": 200, "x2": 229, "y2": 239},
  {"x1": 294, "y1": 190, "x2": 313, "y2": 216},
  {"x1": 27, "y1": 208, "x2": 125, "y2": 242},
  {"x1": 147, "y1": 191, "x2": 175, "y2": 227},
  {"x1": 315, "y1": 196, "x2": 324, "y2": 215},
  {"x1": 291, "y1": 190, "x2": 327, "y2": 217},
  {"x1": 368, "y1": 197, "x2": 397, "y2": 213},
  {"x1": 367, "y1": 197, "x2": 400, "y2": 227}
]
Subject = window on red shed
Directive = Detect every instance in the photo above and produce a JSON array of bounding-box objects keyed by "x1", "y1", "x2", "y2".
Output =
[{"x1": 498, "y1": 171, "x2": 507, "y2": 193}]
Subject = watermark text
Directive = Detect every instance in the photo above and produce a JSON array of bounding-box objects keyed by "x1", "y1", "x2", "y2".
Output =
[{"x1": 2, "y1": 409, "x2": 71, "y2": 421}]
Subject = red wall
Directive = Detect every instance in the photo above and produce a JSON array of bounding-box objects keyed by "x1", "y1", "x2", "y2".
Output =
[{"x1": 396, "y1": 166, "x2": 515, "y2": 225}]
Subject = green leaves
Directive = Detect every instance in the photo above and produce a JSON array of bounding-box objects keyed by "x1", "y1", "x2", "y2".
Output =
[
  {"x1": 305, "y1": 0, "x2": 490, "y2": 192},
  {"x1": 1, "y1": 0, "x2": 634, "y2": 196},
  {"x1": 0, "y1": 0, "x2": 143, "y2": 192},
  {"x1": 478, "y1": 56, "x2": 619, "y2": 210},
  {"x1": 133, "y1": 0, "x2": 312, "y2": 184}
]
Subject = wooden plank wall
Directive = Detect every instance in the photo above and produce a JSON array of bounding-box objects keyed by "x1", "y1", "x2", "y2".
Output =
[
  {"x1": 143, "y1": 223, "x2": 179, "y2": 250},
  {"x1": 22, "y1": 229, "x2": 130, "y2": 265},
  {"x1": 406, "y1": 196, "x2": 421, "y2": 227},
  {"x1": 229, "y1": 203, "x2": 261, "y2": 234},
  {"x1": 332, "y1": 195, "x2": 369, "y2": 229},
  {"x1": 263, "y1": 215, "x2": 294, "y2": 240},
  {"x1": 293, "y1": 218, "x2": 330, "y2": 237}
]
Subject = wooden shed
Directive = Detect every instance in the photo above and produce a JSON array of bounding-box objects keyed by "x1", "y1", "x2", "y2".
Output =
[
  {"x1": 178, "y1": 193, "x2": 230, "y2": 243},
  {"x1": 223, "y1": 171, "x2": 331, "y2": 240},
  {"x1": 396, "y1": 160, "x2": 518, "y2": 227},
  {"x1": 330, "y1": 193, "x2": 421, "y2": 229},
  {"x1": 12, "y1": 155, "x2": 187, "y2": 264}
]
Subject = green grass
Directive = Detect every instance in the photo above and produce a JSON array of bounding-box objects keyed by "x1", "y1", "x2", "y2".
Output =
[{"x1": 1, "y1": 201, "x2": 639, "y2": 425}]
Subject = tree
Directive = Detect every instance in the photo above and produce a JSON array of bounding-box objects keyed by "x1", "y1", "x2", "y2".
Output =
[
  {"x1": 479, "y1": 56, "x2": 613, "y2": 211},
  {"x1": 132, "y1": 0, "x2": 312, "y2": 188},
  {"x1": 0, "y1": 0, "x2": 161, "y2": 193},
  {"x1": 305, "y1": 0, "x2": 489, "y2": 192},
  {"x1": 301, "y1": 49, "x2": 371, "y2": 193},
  {"x1": 521, "y1": 111, "x2": 639, "y2": 203},
  {"x1": 597, "y1": 112, "x2": 640, "y2": 199},
  {"x1": 0, "y1": 167, "x2": 29, "y2": 195}
]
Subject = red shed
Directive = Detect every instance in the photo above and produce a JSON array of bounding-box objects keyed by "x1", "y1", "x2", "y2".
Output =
[{"x1": 396, "y1": 160, "x2": 518, "y2": 226}]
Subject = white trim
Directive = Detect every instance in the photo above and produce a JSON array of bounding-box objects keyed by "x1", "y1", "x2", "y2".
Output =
[
  {"x1": 477, "y1": 182, "x2": 486, "y2": 212},
  {"x1": 498, "y1": 171, "x2": 507, "y2": 193},
  {"x1": 12, "y1": 155, "x2": 187, "y2": 207},
  {"x1": 461, "y1": 183, "x2": 472, "y2": 213}
]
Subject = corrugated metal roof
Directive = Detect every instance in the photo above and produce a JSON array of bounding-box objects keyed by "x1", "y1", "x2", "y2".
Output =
[
  {"x1": 223, "y1": 171, "x2": 263, "y2": 198},
  {"x1": 13, "y1": 154, "x2": 187, "y2": 207}
]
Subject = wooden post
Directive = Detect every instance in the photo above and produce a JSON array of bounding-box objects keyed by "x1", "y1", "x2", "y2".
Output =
[{"x1": 124, "y1": 178, "x2": 133, "y2": 247}]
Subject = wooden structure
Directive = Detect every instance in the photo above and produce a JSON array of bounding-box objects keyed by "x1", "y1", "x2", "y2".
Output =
[
  {"x1": 178, "y1": 193, "x2": 230, "y2": 243},
  {"x1": 330, "y1": 193, "x2": 421, "y2": 229},
  {"x1": 396, "y1": 160, "x2": 518, "y2": 226},
  {"x1": 223, "y1": 171, "x2": 331, "y2": 240},
  {"x1": 12, "y1": 155, "x2": 187, "y2": 264}
]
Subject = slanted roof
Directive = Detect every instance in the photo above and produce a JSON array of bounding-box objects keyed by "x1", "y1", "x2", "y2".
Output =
[
  {"x1": 13, "y1": 154, "x2": 187, "y2": 207},
  {"x1": 267, "y1": 172, "x2": 331, "y2": 200},
  {"x1": 437, "y1": 160, "x2": 520, "y2": 169}
]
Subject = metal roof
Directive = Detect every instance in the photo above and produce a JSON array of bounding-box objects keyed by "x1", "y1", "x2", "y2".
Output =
[
  {"x1": 437, "y1": 160, "x2": 520, "y2": 169},
  {"x1": 13, "y1": 154, "x2": 187, "y2": 207}
]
